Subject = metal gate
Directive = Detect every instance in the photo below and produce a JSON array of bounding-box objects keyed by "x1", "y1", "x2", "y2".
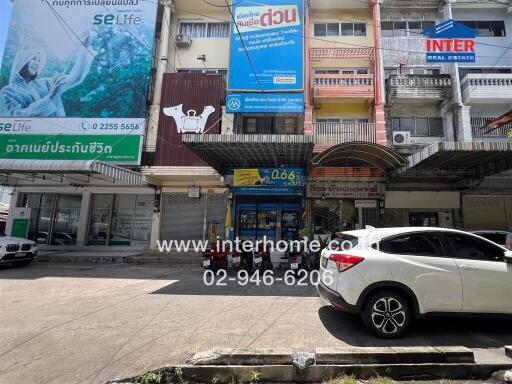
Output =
[
  {"x1": 160, "y1": 193, "x2": 227, "y2": 241},
  {"x1": 463, "y1": 195, "x2": 511, "y2": 230}
]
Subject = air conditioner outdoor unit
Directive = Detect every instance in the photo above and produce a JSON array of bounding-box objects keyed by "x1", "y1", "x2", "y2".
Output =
[
  {"x1": 175, "y1": 34, "x2": 192, "y2": 47},
  {"x1": 392, "y1": 131, "x2": 411, "y2": 145}
]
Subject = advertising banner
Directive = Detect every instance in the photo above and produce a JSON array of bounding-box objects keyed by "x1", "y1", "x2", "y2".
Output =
[
  {"x1": 228, "y1": 0, "x2": 304, "y2": 93},
  {"x1": 307, "y1": 183, "x2": 384, "y2": 199},
  {"x1": 422, "y1": 19, "x2": 477, "y2": 63},
  {"x1": 226, "y1": 93, "x2": 304, "y2": 113},
  {"x1": 0, "y1": 0, "x2": 158, "y2": 164},
  {"x1": 234, "y1": 168, "x2": 305, "y2": 187}
]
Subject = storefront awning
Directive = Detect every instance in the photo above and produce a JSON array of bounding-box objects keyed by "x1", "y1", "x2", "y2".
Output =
[
  {"x1": 311, "y1": 142, "x2": 407, "y2": 172},
  {"x1": 393, "y1": 141, "x2": 512, "y2": 183},
  {"x1": 0, "y1": 160, "x2": 145, "y2": 187},
  {"x1": 182, "y1": 134, "x2": 315, "y2": 173}
]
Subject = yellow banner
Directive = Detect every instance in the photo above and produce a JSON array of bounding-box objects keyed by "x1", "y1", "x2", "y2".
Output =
[{"x1": 233, "y1": 169, "x2": 262, "y2": 187}]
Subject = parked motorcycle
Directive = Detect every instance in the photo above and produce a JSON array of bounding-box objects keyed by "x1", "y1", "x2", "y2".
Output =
[
  {"x1": 256, "y1": 243, "x2": 273, "y2": 272},
  {"x1": 202, "y1": 241, "x2": 228, "y2": 272}
]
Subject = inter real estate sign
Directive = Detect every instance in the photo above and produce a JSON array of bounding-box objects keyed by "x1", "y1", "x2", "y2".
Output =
[
  {"x1": 227, "y1": 0, "x2": 304, "y2": 113},
  {"x1": 423, "y1": 19, "x2": 477, "y2": 63},
  {"x1": 0, "y1": 0, "x2": 158, "y2": 164}
]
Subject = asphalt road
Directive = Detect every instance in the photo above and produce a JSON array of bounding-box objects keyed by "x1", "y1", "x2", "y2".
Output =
[{"x1": 0, "y1": 262, "x2": 511, "y2": 384}]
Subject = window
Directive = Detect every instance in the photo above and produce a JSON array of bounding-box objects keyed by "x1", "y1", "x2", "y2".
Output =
[
  {"x1": 313, "y1": 22, "x2": 366, "y2": 37},
  {"x1": 445, "y1": 234, "x2": 505, "y2": 261},
  {"x1": 179, "y1": 22, "x2": 230, "y2": 38},
  {"x1": 459, "y1": 67, "x2": 512, "y2": 79},
  {"x1": 327, "y1": 22, "x2": 339, "y2": 36},
  {"x1": 380, "y1": 20, "x2": 436, "y2": 37},
  {"x1": 409, "y1": 212, "x2": 439, "y2": 227},
  {"x1": 460, "y1": 21, "x2": 506, "y2": 37},
  {"x1": 382, "y1": 233, "x2": 445, "y2": 257},
  {"x1": 314, "y1": 23, "x2": 327, "y2": 36},
  {"x1": 314, "y1": 68, "x2": 368, "y2": 75},
  {"x1": 474, "y1": 232, "x2": 507, "y2": 245},
  {"x1": 390, "y1": 117, "x2": 444, "y2": 137},
  {"x1": 384, "y1": 67, "x2": 441, "y2": 78}
]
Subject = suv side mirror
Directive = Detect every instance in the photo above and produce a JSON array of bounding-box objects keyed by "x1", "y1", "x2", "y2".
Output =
[{"x1": 504, "y1": 251, "x2": 512, "y2": 263}]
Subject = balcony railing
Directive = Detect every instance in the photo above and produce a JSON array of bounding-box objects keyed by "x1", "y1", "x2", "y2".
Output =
[
  {"x1": 386, "y1": 74, "x2": 452, "y2": 103},
  {"x1": 461, "y1": 74, "x2": 512, "y2": 103},
  {"x1": 471, "y1": 116, "x2": 512, "y2": 138},
  {"x1": 313, "y1": 74, "x2": 375, "y2": 99},
  {"x1": 314, "y1": 122, "x2": 376, "y2": 145}
]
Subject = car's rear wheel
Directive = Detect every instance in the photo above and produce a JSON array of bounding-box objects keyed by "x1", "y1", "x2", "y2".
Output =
[{"x1": 362, "y1": 290, "x2": 411, "y2": 338}]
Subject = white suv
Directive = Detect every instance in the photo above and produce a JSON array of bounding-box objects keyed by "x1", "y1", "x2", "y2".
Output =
[
  {"x1": 0, "y1": 236, "x2": 38, "y2": 267},
  {"x1": 318, "y1": 227, "x2": 512, "y2": 338}
]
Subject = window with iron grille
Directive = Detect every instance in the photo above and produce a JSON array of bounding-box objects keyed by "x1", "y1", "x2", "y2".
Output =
[
  {"x1": 381, "y1": 20, "x2": 435, "y2": 37},
  {"x1": 389, "y1": 117, "x2": 444, "y2": 137},
  {"x1": 179, "y1": 22, "x2": 230, "y2": 38},
  {"x1": 313, "y1": 22, "x2": 367, "y2": 37}
]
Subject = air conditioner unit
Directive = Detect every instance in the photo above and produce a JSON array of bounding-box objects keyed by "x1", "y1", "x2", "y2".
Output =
[
  {"x1": 392, "y1": 131, "x2": 411, "y2": 145},
  {"x1": 175, "y1": 34, "x2": 192, "y2": 47}
]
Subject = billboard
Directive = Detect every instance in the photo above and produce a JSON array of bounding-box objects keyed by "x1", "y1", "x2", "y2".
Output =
[
  {"x1": 234, "y1": 168, "x2": 305, "y2": 187},
  {"x1": 228, "y1": 0, "x2": 304, "y2": 93},
  {"x1": 226, "y1": 93, "x2": 304, "y2": 113},
  {"x1": 0, "y1": 0, "x2": 158, "y2": 164}
]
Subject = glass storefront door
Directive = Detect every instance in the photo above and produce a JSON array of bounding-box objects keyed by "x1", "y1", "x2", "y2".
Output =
[
  {"x1": 87, "y1": 194, "x2": 154, "y2": 246},
  {"x1": 19, "y1": 193, "x2": 82, "y2": 245},
  {"x1": 52, "y1": 195, "x2": 81, "y2": 245}
]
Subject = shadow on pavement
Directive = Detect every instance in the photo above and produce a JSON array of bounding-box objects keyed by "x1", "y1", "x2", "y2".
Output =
[
  {"x1": 150, "y1": 270, "x2": 319, "y2": 297},
  {"x1": 318, "y1": 305, "x2": 512, "y2": 348}
]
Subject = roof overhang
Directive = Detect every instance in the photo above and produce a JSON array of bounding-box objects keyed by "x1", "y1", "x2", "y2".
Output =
[
  {"x1": 393, "y1": 141, "x2": 512, "y2": 183},
  {"x1": 182, "y1": 134, "x2": 315, "y2": 173},
  {"x1": 311, "y1": 142, "x2": 407, "y2": 172},
  {"x1": 0, "y1": 160, "x2": 145, "y2": 187}
]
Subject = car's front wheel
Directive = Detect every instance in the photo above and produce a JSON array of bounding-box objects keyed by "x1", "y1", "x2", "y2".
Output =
[{"x1": 362, "y1": 290, "x2": 411, "y2": 338}]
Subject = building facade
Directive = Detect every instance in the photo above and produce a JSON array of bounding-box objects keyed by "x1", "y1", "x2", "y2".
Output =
[{"x1": 2, "y1": 0, "x2": 512, "y2": 250}]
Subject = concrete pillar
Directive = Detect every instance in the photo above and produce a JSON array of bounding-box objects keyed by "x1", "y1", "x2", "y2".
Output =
[
  {"x1": 371, "y1": 0, "x2": 387, "y2": 146},
  {"x1": 456, "y1": 105, "x2": 472, "y2": 141},
  {"x1": 76, "y1": 190, "x2": 91, "y2": 246},
  {"x1": 304, "y1": 0, "x2": 313, "y2": 134},
  {"x1": 440, "y1": 1, "x2": 473, "y2": 142},
  {"x1": 304, "y1": 105, "x2": 314, "y2": 134},
  {"x1": 146, "y1": 0, "x2": 174, "y2": 152},
  {"x1": 5, "y1": 190, "x2": 18, "y2": 236},
  {"x1": 150, "y1": 190, "x2": 162, "y2": 250}
]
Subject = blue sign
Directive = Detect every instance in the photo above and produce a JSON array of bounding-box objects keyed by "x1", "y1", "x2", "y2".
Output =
[
  {"x1": 226, "y1": 93, "x2": 304, "y2": 113},
  {"x1": 422, "y1": 19, "x2": 477, "y2": 63},
  {"x1": 228, "y1": 0, "x2": 304, "y2": 92},
  {"x1": 234, "y1": 187, "x2": 304, "y2": 196}
]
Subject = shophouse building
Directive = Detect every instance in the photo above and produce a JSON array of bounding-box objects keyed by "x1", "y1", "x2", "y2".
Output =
[{"x1": 2, "y1": 0, "x2": 512, "y2": 251}]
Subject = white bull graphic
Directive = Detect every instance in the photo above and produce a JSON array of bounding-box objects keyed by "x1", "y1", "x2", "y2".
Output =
[{"x1": 163, "y1": 104, "x2": 215, "y2": 134}]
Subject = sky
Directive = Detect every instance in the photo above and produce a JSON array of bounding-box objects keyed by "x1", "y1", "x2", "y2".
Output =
[{"x1": 0, "y1": 0, "x2": 13, "y2": 67}]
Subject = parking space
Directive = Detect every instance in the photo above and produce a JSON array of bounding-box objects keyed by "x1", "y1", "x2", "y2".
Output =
[{"x1": 0, "y1": 262, "x2": 511, "y2": 384}]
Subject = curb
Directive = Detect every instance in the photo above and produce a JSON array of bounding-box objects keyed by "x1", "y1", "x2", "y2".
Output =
[
  {"x1": 187, "y1": 347, "x2": 475, "y2": 366},
  {"x1": 110, "y1": 363, "x2": 512, "y2": 383}
]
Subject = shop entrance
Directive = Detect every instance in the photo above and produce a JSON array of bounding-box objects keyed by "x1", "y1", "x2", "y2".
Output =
[
  {"x1": 313, "y1": 199, "x2": 378, "y2": 237},
  {"x1": 19, "y1": 193, "x2": 81, "y2": 245},
  {"x1": 236, "y1": 196, "x2": 302, "y2": 241}
]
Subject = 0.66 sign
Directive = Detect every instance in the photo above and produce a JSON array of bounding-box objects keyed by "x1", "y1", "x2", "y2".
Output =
[{"x1": 234, "y1": 168, "x2": 305, "y2": 187}]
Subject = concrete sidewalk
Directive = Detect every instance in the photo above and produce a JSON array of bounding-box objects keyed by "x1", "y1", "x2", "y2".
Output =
[{"x1": 0, "y1": 262, "x2": 511, "y2": 384}]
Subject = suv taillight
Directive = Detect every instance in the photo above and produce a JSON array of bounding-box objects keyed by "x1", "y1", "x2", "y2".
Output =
[{"x1": 328, "y1": 254, "x2": 364, "y2": 272}]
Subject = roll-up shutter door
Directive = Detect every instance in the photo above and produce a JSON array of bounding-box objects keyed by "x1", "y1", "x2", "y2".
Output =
[
  {"x1": 160, "y1": 193, "x2": 227, "y2": 241},
  {"x1": 463, "y1": 196, "x2": 509, "y2": 230}
]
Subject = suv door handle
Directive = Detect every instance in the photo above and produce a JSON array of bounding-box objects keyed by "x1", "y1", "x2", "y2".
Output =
[{"x1": 459, "y1": 264, "x2": 478, "y2": 271}]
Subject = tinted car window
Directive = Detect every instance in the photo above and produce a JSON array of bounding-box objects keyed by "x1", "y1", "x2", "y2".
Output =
[
  {"x1": 446, "y1": 234, "x2": 504, "y2": 261},
  {"x1": 474, "y1": 232, "x2": 506, "y2": 245},
  {"x1": 330, "y1": 234, "x2": 359, "y2": 251},
  {"x1": 382, "y1": 233, "x2": 444, "y2": 257}
]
